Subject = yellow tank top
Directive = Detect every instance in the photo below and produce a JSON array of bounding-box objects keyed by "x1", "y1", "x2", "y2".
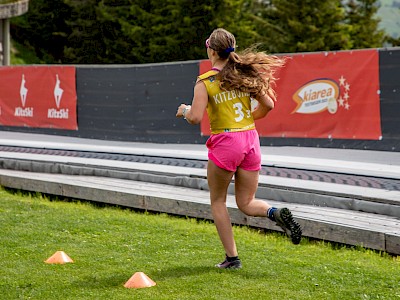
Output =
[{"x1": 198, "y1": 70, "x2": 255, "y2": 134}]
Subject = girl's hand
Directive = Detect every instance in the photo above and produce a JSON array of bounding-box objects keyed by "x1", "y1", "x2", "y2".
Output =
[{"x1": 176, "y1": 104, "x2": 190, "y2": 118}]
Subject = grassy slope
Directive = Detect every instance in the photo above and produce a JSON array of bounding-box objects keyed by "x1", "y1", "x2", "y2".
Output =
[
  {"x1": 10, "y1": 40, "x2": 44, "y2": 65},
  {"x1": 0, "y1": 188, "x2": 399, "y2": 300}
]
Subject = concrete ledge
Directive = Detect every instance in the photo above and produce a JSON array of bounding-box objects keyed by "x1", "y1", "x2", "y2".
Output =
[
  {"x1": 1, "y1": 135, "x2": 399, "y2": 179},
  {"x1": 1, "y1": 152, "x2": 399, "y2": 218},
  {"x1": 386, "y1": 233, "x2": 400, "y2": 255}
]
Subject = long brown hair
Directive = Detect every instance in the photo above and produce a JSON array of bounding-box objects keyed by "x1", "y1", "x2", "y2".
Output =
[{"x1": 207, "y1": 28, "x2": 285, "y2": 100}]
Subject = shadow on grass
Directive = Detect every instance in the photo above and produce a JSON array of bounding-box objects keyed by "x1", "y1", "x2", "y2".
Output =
[
  {"x1": 157, "y1": 264, "x2": 268, "y2": 280},
  {"x1": 69, "y1": 273, "x2": 130, "y2": 289},
  {"x1": 157, "y1": 265, "x2": 214, "y2": 279}
]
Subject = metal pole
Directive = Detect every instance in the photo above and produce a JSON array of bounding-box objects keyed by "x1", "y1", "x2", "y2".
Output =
[{"x1": 2, "y1": 18, "x2": 10, "y2": 66}]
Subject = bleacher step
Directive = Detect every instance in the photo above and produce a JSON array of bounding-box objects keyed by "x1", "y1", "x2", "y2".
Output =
[{"x1": 0, "y1": 169, "x2": 398, "y2": 255}]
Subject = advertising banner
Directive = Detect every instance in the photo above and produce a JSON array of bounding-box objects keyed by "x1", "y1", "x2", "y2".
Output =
[
  {"x1": 200, "y1": 49, "x2": 382, "y2": 140},
  {"x1": 0, "y1": 66, "x2": 78, "y2": 130}
]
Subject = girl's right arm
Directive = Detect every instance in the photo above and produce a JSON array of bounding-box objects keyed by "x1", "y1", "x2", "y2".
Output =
[
  {"x1": 252, "y1": 92, "x2": 275, "y2": 120},
  {"x1": 176, "y1": 80, "x2": 208, "y2": 124}
]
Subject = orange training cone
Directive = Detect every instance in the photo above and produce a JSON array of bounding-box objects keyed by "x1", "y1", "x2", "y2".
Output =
[
  {"x1": 45, "y1": 251, "x2": 74, "y2": 264},
  {"x1": 124, "y1": 272, "x2": 156, "y2": 289}
]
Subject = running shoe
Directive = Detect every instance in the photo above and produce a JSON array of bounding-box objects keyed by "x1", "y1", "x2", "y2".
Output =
[
  {"x1": 215, "y1": 256, "x2": 242, "y2": 269},
  {"x1": 273, "y1": 207, "x2": 302, "y2": 245}
]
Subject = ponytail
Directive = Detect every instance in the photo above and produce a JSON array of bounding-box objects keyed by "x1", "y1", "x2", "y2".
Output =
[
  {"x1": 208, "y1": 28, "x2": 285, "y2": 99},
  {"x1": 218, "y1": 49, "x2": 285, "y2": 100}
]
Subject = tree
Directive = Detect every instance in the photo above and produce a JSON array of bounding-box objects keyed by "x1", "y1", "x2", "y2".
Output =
[
  {"x1": 124, "y1": 0, "x2": 220, "y2": 63},
  {"x1": 11, "y1": 0, "x2": 267, "y2": 63},
  {"x1": 10, "y1": 0, "x2": 389, "y2": 64},
  {"x1": 345, "y1": 0, "x2": 386, "y2": 49},
  {"x1": 237, "y1": 0, "x2": 280, "y2": 53},
  {"x1": 386, "y1": 35, "x2": 400, "y2": 46},
  {"x1": 10, "y1": 0, "x2": 72, "y2": 63},
  {"x1": 64, "y1": 0, "x2": 225, "y2": 63},
  {"x1": 265, "y1": 0, "x2": 352, "y2": 53},
  {"x1": 63, "y1": 0, "x2": 130, "y2": 64}
]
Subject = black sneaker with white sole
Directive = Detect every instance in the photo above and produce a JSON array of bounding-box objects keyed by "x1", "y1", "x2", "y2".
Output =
[
  {"x1": 273, "y1": 207, "x2": 302, "y2": 245},
  {"x1": 215, "y1": 256, "x2": 242, "y2": 269}
]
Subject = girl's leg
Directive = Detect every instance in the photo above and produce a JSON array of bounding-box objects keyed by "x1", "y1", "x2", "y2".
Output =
[
  {"x1": 234, "y1": 167, "x2": 302, "y2": 244},
  {"x1": 207, "y1": 160, "x2": 236, "y2": 257},
  {"x1": 234, "y1": 167, "x2": 271, "y2": 216}
]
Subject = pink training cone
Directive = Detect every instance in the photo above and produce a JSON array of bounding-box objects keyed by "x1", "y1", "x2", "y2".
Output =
[
  {"x1": 124, "y1": 272, "x2": 156, "y2": 289},
  {"x1": 45, "y1": 251, "x2": 74, "y2": 264}
]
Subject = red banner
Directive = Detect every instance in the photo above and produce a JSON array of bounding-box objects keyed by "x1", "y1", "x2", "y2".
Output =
[
  {"x1": 0, "y1": 66, "x2": 78, "y2": 130},
  {"x1": 200, "y1": 49, "x2": 382, "y2": 140}
]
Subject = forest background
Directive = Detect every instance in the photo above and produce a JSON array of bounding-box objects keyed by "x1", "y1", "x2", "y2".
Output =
[{"x1": 6, "y1": 0, "x2": 400, "y2": 64}]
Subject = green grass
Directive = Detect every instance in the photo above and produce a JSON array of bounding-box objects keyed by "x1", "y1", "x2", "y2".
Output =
[
  {"x1": 0, "y1": 188, "x2": 399, "y2": 300},
  {"x1": 10, "y1": 40, "x2": 44, "y2": 65}
]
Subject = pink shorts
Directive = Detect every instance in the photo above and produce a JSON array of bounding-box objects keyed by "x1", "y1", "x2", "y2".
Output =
[{"x1": 206, "y1": 129, "x2": 261, "y2": 172}]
